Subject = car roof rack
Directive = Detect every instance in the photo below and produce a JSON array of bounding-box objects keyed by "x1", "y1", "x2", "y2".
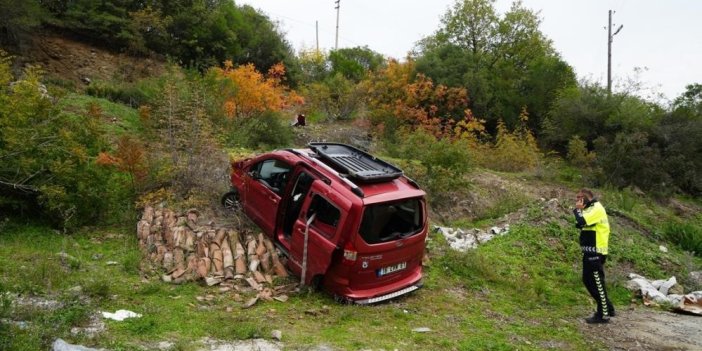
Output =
[{"x1": 308, "y1": 143, "x2": 403, "y2": 183}]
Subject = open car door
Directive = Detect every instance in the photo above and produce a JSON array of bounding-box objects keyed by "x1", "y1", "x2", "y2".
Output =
[{"x1": 289, "y1": 180, "x2": 349, "y2": 285}]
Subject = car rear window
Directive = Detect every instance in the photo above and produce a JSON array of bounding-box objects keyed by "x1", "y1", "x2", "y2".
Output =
[{"x1": 359, "y1": 198, "x2": 423, "y2": 244}]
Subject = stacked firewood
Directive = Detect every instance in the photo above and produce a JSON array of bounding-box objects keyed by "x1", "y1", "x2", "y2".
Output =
[{"x1": 136, "y1": 206, "x2": 293, "y2": 305}]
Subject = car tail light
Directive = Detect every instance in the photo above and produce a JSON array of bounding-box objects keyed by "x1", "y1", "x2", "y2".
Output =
[{"x1": 342, "y1": 241, "x2": 357, "y2": 265}]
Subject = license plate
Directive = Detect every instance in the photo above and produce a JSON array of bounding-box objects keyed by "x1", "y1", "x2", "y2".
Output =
[{"x1": 377, "y1": 262, "x2": 407, "y2": 276}]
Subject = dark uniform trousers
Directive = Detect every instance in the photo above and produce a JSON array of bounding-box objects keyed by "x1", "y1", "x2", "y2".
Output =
[{"x1": 582, "y1": 254, "x2": 614, "y2": 317}]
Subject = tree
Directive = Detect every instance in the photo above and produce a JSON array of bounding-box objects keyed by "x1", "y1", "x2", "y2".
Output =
[
  {"x1": 328, "y1": 46, "x2": 386, "y2": 82},
  {"x1": 212, "y1": 61, "x2": 303, "y2": 119},
  {"x1": 0, "y1": 0, "x2": 45, "y2": 48},
  {"x1": 415, "y1": 0, "x2": 576, "y2": 132},
  {"x1": 0, "y1": 54, "x2": 113, "y2": 229}
]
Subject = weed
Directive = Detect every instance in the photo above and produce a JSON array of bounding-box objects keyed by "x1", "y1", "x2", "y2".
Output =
[
  {"x1": 661, "y1": 220, "x2": 702, "y2": 256},
  {"x1": 122, "y1": 250, "x2": 142, "y2": 275},
  {"x1": 122, "y1": 316, "x2": 158, "y2": 335},
  {"x1": 84, "y1": 279, "x2": 111, "y2": 299}
]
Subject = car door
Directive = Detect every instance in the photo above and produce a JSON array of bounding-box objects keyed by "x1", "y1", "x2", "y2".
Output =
[
  {"x1": 243, "y1": 158, "x2": 292, "y2": 236},
  {"x1": 289, "y1": 181, "x2": 348, "y2": 285}
]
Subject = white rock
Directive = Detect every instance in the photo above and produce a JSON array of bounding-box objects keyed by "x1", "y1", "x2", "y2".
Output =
[
  {"x1": 490, "y1": 226, "x2": 502, "y2": 235},
  {"x1": 412, "y1": 327, "x2": 431, "y2": 333},
  {"x1": 658, "y1": 276, "x2": 677, "y2": 296},
  {"x1": 667, "y1": 294, "x2": 684, "y2": 305},
  {"x1": 101, "y1": 309, "x2": 141, "y2": 321},
  {"x1": 659, "y1": 245, "x2": 668, "y2": 253},
  {"x1": 271, "y1": 330, "x2": 282, "y2": 341},
  {"x1": 628, "y1": 273, "x2": 646, "y2": 280},
  {"x1": 52, "y1": 338, "x2": 103, "y2": 351},
  {"x1": 651, "y1": 279, "x2": 666, "y2": 289}
]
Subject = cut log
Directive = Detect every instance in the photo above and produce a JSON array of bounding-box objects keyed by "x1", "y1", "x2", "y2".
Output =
[
  {"x1": 260, "y1": 252, "x2": 271, "y2": 272},
  {"x1": 173, "y1": 248, "x2": 185, "y2": 269},
  {"x1": 253, "y1": 271, "x2": 266, "y2": 284},
  {"x1": 212, "y1": 248, "x2": 224, "y2": 274},
  {"x1": 215, "y1": 229, "x2": 227, "y2": 247},
  {"x1": 137, "y1": 220, "x2": 150, "y2": 240},
  {"x1": 196, "y1": 240, "x2": 209, "y2": 258},
  {"x1": 245, "y1": 277, "x2": 261, "y2": 290},
  {"x1": 196, "y1": 258, "x2": 211, "y2": 278},
  {"x1": 173, "y1": 226, "x2": 185, "y2": 248},
  {"x1": 249, "y1": 259, "x2": 260, "y2": 272},
  {"x1": 142, "y1": 206, "x2": 154, "y2": 223},
  {"x1": 222, "y1": 241, "x2": 234, "y2": 269},
  {"x1": 171, "y1": 267, "x2": 186, "y2": 279},
  {"x1": 184, "y1": 230, "x2": 195, "y2": 252},
  {"x1": 256, "y1": 233, "x2": 267, "y2": 256},
  {"x1": 235, "y1": 242, "x2": 247, "y2": 274},
  {"x1": 163, "y1": 252, "x2": 174, "y2": 270},
  {"x1": 273, "y1": 260, "x2": 288, "y2": 278},
  {"x1": 246, "y1": 237, "x2": 257, "y2": 256}
]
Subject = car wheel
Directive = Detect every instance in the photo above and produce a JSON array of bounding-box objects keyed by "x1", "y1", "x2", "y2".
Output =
[{"x1": 221, "y1": 191, "x2": 240, "y2": 210}]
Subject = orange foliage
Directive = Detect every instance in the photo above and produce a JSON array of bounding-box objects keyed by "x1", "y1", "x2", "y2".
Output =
[
  {"x1": 96, "y1": 136, "x2": 147, "y2": 189},
  {"x1": 365, "y1": 59, "x2": 470, "y2": 138},
  {"x1": 214, "y1": 61, "x2": 303, "y2": 119}
]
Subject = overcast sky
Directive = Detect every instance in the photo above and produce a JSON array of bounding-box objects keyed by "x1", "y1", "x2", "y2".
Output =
[{"x1": 237, "y1": 0, "x2": 702, "y2": 102}]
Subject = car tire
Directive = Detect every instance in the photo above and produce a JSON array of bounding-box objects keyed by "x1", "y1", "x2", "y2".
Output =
[{"x1": 221, "y1": 190, "x2": 241, "y2": 211}]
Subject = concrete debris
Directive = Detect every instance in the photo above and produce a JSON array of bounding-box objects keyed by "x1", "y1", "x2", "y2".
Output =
[
  {"x1": 101, "y1": 309, "x2": 141, "y2": 321},
  {"x1": 271, "y1": 330, "x2": 282, "y2": 341},
  {"x1": 52, "y1": 338, "x2": 104, "y2": 351},
  {"x1": 659, "y1": 245, "x2": 668, "y2": 253},
  {"x1": 412, "y1": 327, "x2": 431, "y2": 333},
  {"x1": 627, "y1": 273, "x2": 702, "y2": 315},
  {"x1": 434, "y1": 224, "x2": 510, "y2": 252}
]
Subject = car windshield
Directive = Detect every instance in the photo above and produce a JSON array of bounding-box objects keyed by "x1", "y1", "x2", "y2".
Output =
[{"x1": 359, "y1": 198, "x2": 423, "y2": 244}]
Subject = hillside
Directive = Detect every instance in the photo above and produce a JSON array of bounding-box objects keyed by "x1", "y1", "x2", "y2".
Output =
[{"x1": 2, "y1": 26, "x2": 702, "y2": 351}]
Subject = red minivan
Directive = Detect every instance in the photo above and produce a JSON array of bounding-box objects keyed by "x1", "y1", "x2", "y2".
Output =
[{"x1": 222, "y1": 143, "x2": 427, "y2": 304}]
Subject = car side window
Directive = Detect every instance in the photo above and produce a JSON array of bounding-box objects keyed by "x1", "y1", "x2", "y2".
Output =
[
  {"x1": 252, "y1": 159, "x2": 292, "y2": 194},
  {"x1": 307, "y1": 195, "x2": 340, "y2": 239}
]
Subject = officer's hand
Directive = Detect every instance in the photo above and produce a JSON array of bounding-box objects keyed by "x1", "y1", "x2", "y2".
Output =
[{"x1": 575, "y1": 198, "x2": 585, "y2": 210}]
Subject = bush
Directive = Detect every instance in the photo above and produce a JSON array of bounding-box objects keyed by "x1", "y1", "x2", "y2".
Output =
[
  {"x1": 566, "y1": 135, "x2": 595, "y2": 166},
  {"x1": 483, "y1": 115, "x2": 541, "y2": 172},
  {"x1": 593, "y1": 132, "x2": 671, "y2": 194},
  {"x1": 387, "y1": 128, "x2": 471, "y2": 203},
  {"x1": 0, "y1": 55, "x2": 119, "y2": 230},
  {"x1": 227, "y1": 111, "x2": 293, "y2": 150},
  {"x1": 85, "y1": 81, "x2": 153, "y2": 107},
  {"x1": 661, "y1": 221, "x2": 702, "y2": 257}
]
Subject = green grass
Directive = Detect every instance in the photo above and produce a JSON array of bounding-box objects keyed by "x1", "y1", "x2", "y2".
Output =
[
  {"x1": 58, "y1": 93, "x2": 141, "y2": 136},
  {"x1": 1, "y1": 198, "x2": 701, "y2": 350}
]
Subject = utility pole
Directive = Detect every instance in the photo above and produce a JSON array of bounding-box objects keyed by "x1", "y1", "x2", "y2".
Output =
[
  {"x1": 334, "y1": 0, "x2": 340, "y2": 50},
  {"x1": 607, "y1": 10, "x2": 623, "y2": 94},
  {"x1": 316, "y1": 20, "x2": 319, "y2": 52}
]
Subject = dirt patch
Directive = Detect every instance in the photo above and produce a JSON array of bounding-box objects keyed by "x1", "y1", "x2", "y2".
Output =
[
  {"x1": 16, "y1": 31, "x2": 164, "y2": 85},
  {"x1": 581, "y1": 308, "x2": 702, "y2": 350}
]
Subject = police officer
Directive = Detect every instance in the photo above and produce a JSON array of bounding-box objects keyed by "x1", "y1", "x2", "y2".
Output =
[{"x1": 573, "y1": 188, "x2": 615, "y2": 324}]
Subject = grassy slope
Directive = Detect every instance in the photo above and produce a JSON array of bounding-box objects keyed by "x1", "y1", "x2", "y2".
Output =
[{"x1": 2, "y1": 187, "x2": 700, "y2": 350}]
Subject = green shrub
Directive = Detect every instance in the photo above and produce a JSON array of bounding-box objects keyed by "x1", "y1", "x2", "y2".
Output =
[
  {"x1": 227, "y1": 111, "x2": 293, "y2": 149},
  {"x1": 566, "y1": 135, "x2": 595, "y2": 166},
  {"x1": 387, "y1": 128, "x2": 471, "y2": 203},
  {"x1": 85, "y1": 81, "x2": 151, "y2": 107},
  {"x1": 661, "y1": 221, "x2": 702, "y2": 256},
  {"x1": 594, "y1": 132, "x2": 671, "y2": 194}
]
